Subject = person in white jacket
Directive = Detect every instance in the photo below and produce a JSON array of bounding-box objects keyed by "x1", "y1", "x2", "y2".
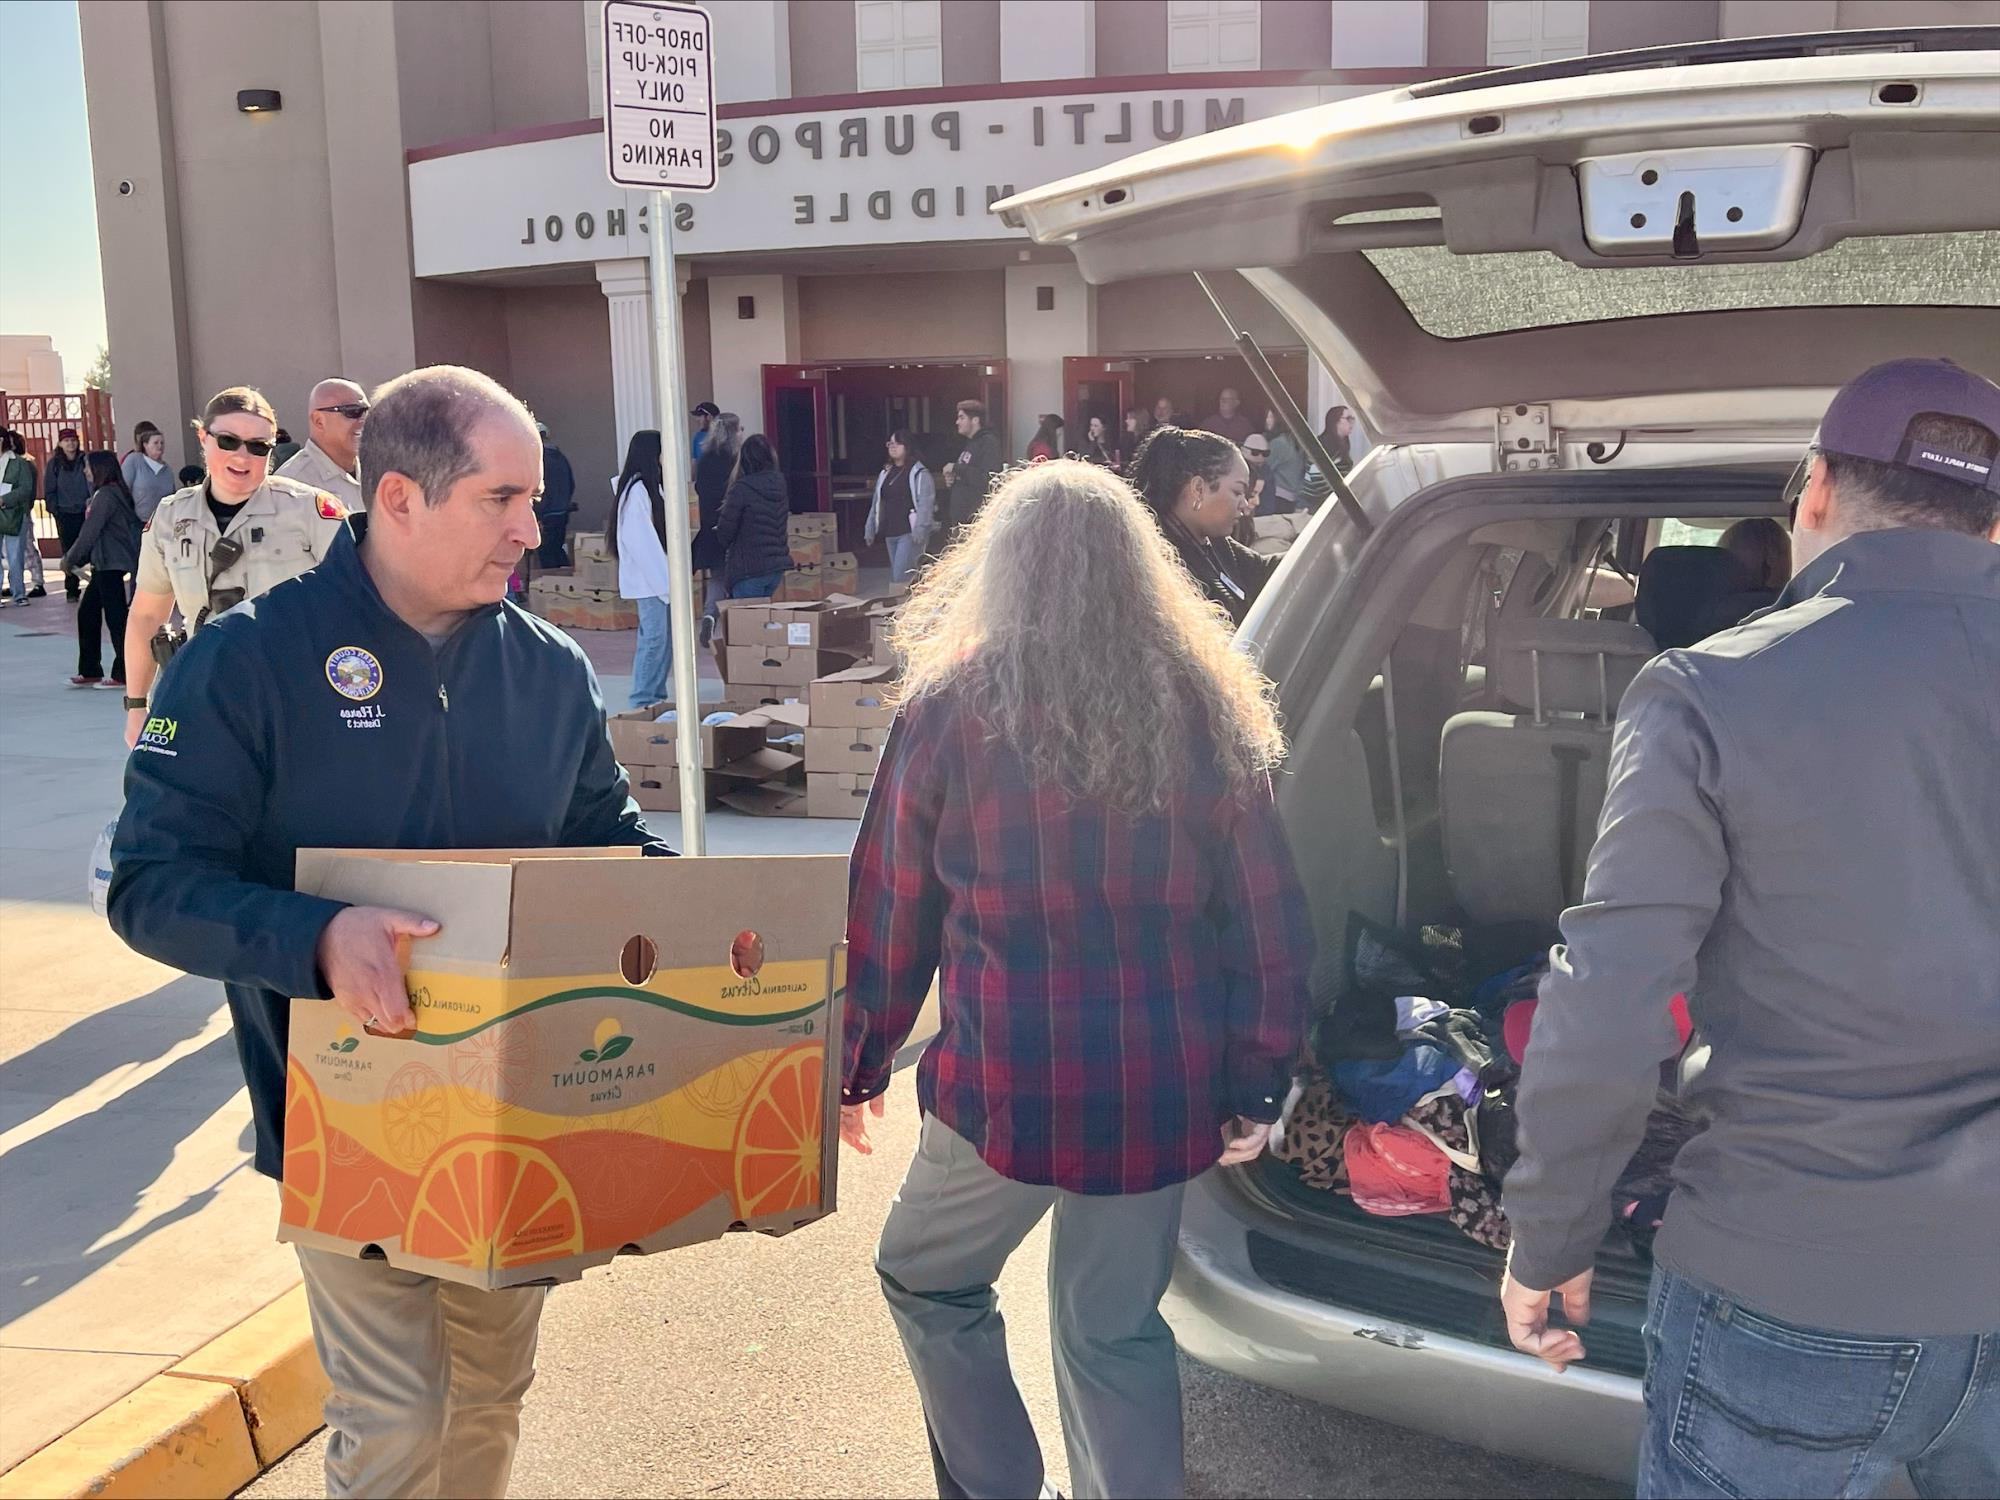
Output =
[
  {"x1": 611, "y1": 429, "x2": 673, "y2": 709},
  {"x1": 863, "y1": 430, "x2": 935, "y2": 583}
]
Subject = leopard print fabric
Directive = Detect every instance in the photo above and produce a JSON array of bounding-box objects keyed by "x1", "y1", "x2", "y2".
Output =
[{"x1": 1272, "y1": 1075, "x2": 1351, "y2": 1190}]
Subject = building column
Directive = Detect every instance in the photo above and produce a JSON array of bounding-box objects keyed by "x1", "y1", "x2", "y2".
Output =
[
  {"x1": 597, "y1": 259, "x2": 657, "y2": 461},
  {"x1": 1003, "y1": 262, "x2": 1094, "y2": 458}
]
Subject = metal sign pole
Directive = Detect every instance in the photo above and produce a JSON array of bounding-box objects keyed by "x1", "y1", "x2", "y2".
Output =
[{"x1": 648, "y1": 188, "x2": 706, "y2": 855}]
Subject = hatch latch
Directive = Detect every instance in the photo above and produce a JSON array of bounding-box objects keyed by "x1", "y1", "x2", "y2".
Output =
[{"x1": 1578, "y1": 144, "x2": 1813, "y2": 258}]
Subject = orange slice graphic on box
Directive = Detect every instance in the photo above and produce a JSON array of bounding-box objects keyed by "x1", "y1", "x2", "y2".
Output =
[
  {"x1": 282, "y1": 1060, "x2": 328, "y2": 1229},
  {"x1": 680, "y1": 1052, "x2": 773, "y2": 1122},
  {"x1": 383, "y1": 1062, "x2": 450, "y2": 1169},
  {"x1": 733, "y1": 1044, "x2": 824, "y2": 1220},
  {"x1": 449, "y1": 1017, "x2": 541, "y2": 1118},
  {"x1": 404, "y1": 1139, "x2": 584, "y2": 1270}
]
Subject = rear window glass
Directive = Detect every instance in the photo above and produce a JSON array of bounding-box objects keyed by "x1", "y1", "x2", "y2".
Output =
[{"x1": 1358, "y1": 229, "x2": 2000, "y2": 340}]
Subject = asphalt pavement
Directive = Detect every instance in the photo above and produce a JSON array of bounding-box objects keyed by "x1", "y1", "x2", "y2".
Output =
[{"x1": 249, "y1": 1067, "x2": 1622, "y2": 1500}]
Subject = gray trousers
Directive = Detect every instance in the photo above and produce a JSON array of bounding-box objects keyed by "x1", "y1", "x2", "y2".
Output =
[
  {"x1": 296, "y1": 1247, "x2": 548, "y2": 1499},
  {"x1": 876, "y1": 1114, "x2": 1188, "y2": 1500}
]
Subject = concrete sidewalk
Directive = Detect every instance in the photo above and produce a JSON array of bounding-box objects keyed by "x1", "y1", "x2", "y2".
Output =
[{"x1": 0, "y1": 600, "x2": 860, "y2": 1482}]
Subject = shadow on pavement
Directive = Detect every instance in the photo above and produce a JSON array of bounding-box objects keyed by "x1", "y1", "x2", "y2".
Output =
[
  {"x1": 0, "y1": 977, "x2": 219, "y2": 1136},
  {"x1": 0, "y1": 994, "x2": 250, "y2": 1325}
]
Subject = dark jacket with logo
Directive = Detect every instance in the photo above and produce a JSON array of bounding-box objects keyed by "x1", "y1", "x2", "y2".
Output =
[
  {"x1": 107, "y1": 519, "x2": 673, "y2": 1179},
  {"x1": 717, "y1": 468, "x2": 793, "y2": 587},
  {"x1": 948, "y1": 426, "x2": 1005, "y2": 526}
]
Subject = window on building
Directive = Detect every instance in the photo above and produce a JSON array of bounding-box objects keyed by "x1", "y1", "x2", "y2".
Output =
[
  {"x1": 856, "y1": 0, "x2": 942, "y2": 92},
  {"x1": 1487, "y1": 0, "x2": 1590, "y2": 66},
  {"x1": 1167, "y1": 0, "x2": 1260, "y2": 74}
]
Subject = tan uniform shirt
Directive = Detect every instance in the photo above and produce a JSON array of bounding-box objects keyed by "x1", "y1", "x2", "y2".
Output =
[
  {"x1": 274, "y1": 439, "x2": 364, "y2": 513},
  {"x1": 136, "y1": 475, "x2": 346, "y2": 623}
]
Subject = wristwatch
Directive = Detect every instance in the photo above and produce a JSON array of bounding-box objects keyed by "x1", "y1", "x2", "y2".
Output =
[{"x1": 123, "y1": 696, "x2": 149, "y2": 711}]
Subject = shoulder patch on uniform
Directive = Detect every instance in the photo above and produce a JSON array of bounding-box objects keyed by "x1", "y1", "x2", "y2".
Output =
[{"x1": 317, "y1": 493, "x2": 346, "y2": 520}]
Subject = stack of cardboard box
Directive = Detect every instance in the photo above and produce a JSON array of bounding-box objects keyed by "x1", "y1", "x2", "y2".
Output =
[
  {"x1": 606, "y1": 698, "x2": 813, "y2": 817},
  {"x1": 527, "y1": 530, "x2": 637, "y2": 630},
  {"x1": 804, "y1": 664, "x2": 896, "y2": 817},
  {"x1": 778, "y1": 513, "x2": 858, "y2": 602}
]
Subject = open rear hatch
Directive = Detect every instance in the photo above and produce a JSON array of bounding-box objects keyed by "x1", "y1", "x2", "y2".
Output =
[{"x1": 995, "y1": 30, "x2": 2000, "y2": 448}]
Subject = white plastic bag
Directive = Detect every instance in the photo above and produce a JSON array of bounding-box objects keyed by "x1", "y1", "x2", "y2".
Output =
[{"x1": 88, "y1": 819, "x2": 117, "y2": 918}]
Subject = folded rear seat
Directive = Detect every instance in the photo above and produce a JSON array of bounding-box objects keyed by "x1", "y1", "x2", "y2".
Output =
[{"x1": 1439, "y1": 619, "x2": 1656, "y2": 928}]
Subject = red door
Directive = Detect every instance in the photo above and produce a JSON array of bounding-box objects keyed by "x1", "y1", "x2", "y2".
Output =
[
  {"x1": 762, "y1": 365, "x2": 832, "y2": 512},
  {"x1": 1063, "y1": 357, "x2": 1140, "y2": 466}
]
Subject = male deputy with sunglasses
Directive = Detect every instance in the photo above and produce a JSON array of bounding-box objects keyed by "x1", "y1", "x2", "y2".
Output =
[
  {"x1": 276, "y1": 377, "x2": 368, "y2": 512},
  {"x1": 122, "y1": 386, "x2": 346, "y2": 747}
]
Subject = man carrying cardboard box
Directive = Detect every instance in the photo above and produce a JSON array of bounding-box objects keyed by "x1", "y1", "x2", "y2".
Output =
[{"x1": 108, "y1": 366, "x2": 672, "y2": 1500}]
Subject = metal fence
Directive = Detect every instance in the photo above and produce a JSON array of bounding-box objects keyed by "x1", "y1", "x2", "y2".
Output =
[{"x1": 2, "y1": 388, "x2": 116, "y2": 551}]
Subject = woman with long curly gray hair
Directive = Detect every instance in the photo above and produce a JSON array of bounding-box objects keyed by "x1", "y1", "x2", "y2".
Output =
[{"x1": 839, "y1": 459, "x2": 1316, "y2": 1498}]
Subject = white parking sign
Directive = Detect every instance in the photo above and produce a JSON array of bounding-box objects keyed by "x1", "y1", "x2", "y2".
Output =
[{"x1": 602, "y1": 0, "x2": 718, "y2": 192}]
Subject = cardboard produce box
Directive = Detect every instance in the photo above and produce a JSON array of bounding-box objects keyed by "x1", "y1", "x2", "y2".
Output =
[
  {"x1": 805, "y1": 726, "x2": 889, "y2": 776},
  {"x1": 819, "y1": 552, "x2": 860, "y2": 599},
  {"x1": 569, "y1": 530, "x2": 609, "y2": 559},
  {"x1": 809, "y1": 663, "x2": 897, "y2": 730},
  {"x1": 280, "y1": 848, "x2": 848, "y2": 1289},
  {"x1": 726, "y1": 642, "x2": 863, "y2": 689},
  {"x1": 724, "y1": 600, "x2": 868, "y2": 654},
  {"x1": 807, "y1": 771, "x2": 875, "y2": 819},
  {"x1": 775, "y1": 565, "x2": 826, "y2": 603},
  {"x1": 608, "y1": 704, "x2": 769, "y2": 771},
  {"x1": 572, "y1": 552, "x2": 620, "y2": 591}
]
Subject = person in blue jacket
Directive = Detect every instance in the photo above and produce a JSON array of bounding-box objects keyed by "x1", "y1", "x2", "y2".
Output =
[{"x1": 108, "y1": 365, "x2": 672, "y2": 1500}]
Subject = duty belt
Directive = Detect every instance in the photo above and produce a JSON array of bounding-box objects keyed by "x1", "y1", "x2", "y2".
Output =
[{"x1": 151, "y1": 532, "x2": 248, "y2": 666}]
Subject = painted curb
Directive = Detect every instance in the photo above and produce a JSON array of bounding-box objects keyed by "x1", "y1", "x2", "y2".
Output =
[{"x1": 0, "y1": 1287, "x2": 326, "y2": 1500}]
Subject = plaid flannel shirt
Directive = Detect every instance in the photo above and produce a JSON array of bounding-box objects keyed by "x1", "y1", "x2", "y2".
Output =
[{"x1": 843, "y1": 688, "x2": 1316, "y2": 1195}]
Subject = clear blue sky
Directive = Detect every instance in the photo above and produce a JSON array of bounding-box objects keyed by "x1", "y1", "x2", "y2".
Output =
[{"x1": 0, "y1": 1, "x2": 105, "y2": 390}]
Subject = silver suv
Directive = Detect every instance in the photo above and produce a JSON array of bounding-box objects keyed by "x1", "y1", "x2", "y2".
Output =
[{"x1": 999, "y1": 28, "x2": 2000, "y2": 1482}]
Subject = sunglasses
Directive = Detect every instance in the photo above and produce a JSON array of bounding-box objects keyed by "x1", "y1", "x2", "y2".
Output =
[
  {"x1": 207, "y1": 432, "x2": 276, "y2": 458},
  {"x1": 315, "y1": 403, "x2": 370, "y2": 420}
]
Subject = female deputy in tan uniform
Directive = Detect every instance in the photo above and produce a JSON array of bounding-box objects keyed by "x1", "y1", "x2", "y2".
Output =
[{"x1": 123, "y1": 386, "x2": 348, "y2": 747}]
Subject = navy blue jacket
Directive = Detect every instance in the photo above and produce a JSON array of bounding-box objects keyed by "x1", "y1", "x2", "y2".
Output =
[{"x1": 108, "y1": 519, "x2": 672, "y2": 1178}]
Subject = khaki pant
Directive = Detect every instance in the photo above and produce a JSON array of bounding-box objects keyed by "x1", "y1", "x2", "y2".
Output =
[
  {"x1": 876, "y1": 1114, "x2": 1188, "y2": 1500},
  {"x1": 296, "y1": 1248, "x2": 547, "y2": 1499}
]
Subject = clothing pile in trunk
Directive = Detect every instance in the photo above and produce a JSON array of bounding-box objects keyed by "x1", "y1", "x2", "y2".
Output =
[{"x1": 1271, "y1": 915, "x2": 1702, "y2": 1259}]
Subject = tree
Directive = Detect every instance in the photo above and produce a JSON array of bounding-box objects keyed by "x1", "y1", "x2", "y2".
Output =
[{"x1": 84, "y1": 344, "x2": 111, "y2": 393}]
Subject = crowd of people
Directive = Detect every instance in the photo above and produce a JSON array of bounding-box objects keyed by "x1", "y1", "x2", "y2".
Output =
[{"x1": 43, "y1": 349, "x2": 1996, "y2": 1500}]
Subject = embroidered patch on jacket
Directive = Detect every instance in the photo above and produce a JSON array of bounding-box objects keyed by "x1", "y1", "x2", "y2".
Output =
[{"x1": 325, "y1": 646, "x2": 383, "y2": 701}]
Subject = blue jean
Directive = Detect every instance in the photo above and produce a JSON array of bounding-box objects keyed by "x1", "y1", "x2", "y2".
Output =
[
  {"x1": 886, "y1": 533, "x2": 924, "y2": 583},
  {"x1": 1, "y1": 532, "x2": 24, "y2": 598},
  {"x1": 628, "y1": 595, "x2": 670, "y2": 709},
  {"x1": 1640, "y1": 1266, "x2": 1998, "y2": 1499},
  {"x1": 729, "y1": 572, "x2": 783, "y2": 600}
]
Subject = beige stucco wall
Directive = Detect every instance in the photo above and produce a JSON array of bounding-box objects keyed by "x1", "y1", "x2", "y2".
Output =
[
  {"x1": 1096, "y1": 271, "x2": 1296, "y2": 354},
  {"x1": 156, "y1": 1, "x2": 342, "y2": 437},
  {"x1": 1097, "y1": 0, "x2": 1167, "y2": 75},
  {"x1": 1591, "y1": 0, "x2": 1722, "y2": 50},
  {"x1": 1263, "y1": 1, "x2": 1332, "y2": 71},
  {"x1": 944, "y1": 0, "x2": 1003, "y2": 86},
  {"x1": 79, "y1": 0, "x2": 198, "y2": 460},
  {"x1": 502, "y1": 285, "x2": 619, "y2": 522},
  {"x1": 489, "y1": 1, "x2": 591, "y2": 132},
  {"x1": 788, "y1": 0, "x2": 856, "y2": 96},
  {"x1": 797, "y1": 270, "x2": 1007, "y2": 360}
]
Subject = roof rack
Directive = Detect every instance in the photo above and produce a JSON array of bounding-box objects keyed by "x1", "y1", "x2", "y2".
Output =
[{"x1": 1411, "y1": 25, "x2": 2000, "y2": 99}]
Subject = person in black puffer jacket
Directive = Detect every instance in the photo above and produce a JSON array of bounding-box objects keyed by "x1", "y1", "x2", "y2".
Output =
[
  {"x1": 45, "y1": 428, "x2": 96, "y2": 601},
  {"x1": 693, "y1": 413, "x2": 740, "y2": 642},
  {"x1": 62, "y1": 452, "x2": 143, "y2": 686},
  {"x1": 716, "y1": 433, "x2": 794, "y2": 598}
]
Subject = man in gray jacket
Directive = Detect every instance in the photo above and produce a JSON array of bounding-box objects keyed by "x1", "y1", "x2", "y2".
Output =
[{"x1": 1501, "y1": 358, "x2": 1999, "y2": 1500}]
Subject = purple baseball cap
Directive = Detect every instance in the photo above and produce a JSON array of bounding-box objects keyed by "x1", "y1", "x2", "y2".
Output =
[{"x1": 1816, "y1": 358, "x2": 2000, "y2": 493}]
